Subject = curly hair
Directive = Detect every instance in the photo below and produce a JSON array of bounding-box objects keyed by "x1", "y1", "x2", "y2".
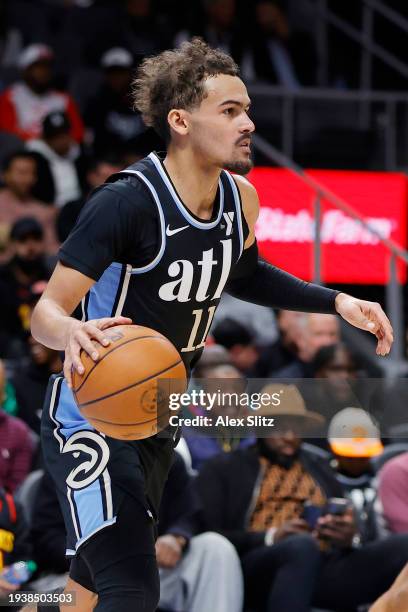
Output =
[{"x1": 132, "y1": 38, "x2": 239, "y2": 142}]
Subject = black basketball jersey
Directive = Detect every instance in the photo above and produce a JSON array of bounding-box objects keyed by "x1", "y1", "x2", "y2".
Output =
[{"x1": 60, "y1": 152, "x2": 247, "y2": 373}]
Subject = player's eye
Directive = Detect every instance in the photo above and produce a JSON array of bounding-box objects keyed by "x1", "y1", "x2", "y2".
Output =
[{"x1": 223, "y1": 107, "x2": 234, "y2": 115}]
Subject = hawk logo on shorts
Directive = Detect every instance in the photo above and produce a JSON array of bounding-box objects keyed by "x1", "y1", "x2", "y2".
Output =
[{"x1": 62, "y1": 431, "x2": 110, "y2": 490}]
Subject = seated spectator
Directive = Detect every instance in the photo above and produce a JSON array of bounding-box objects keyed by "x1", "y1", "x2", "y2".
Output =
[
  {"x1": 273, "y1": 313, "x2": 340, "y2": 378},
  {"x1": 212, "y1": 318, "x2": 259, "y2": 375},
  {"x1": 0, "y1": 218, "x2": 54, "y2": 358},
  {"x1": 329, "y1": 407, "x2": 385, "y2": 541},
  {"x1": 192, "y1": 343, "x2": 232, "y2": 379},
  {"x1": 378, "y1": 452, "x2": 408, "y2": 534},
  {"x1": 243, "y1": 0, "x2": 317, "y2": 86},
  {"x1": 0, "y1": 360, "x2": 33, "y2": 493},
  {"x1": 311, "y1": 342, "x2": 364, "y2": 420},
  {"x1": 31, "y1": 453, "x2": 244, "y2": 612},
  {"x1": 12, "y1": 335, "x2": 62, "y2": 435},
  {"x1": 213, "y1": 292, "x2": 278, "y2": 351},
  {"x1": 0, "y1": 151, "x2": 58, "y2": 261},
  {"x1": 0, "y1": 486, "x2": 32, "y2": 600},
  {"x1": 195, "y1": 383, "x2": 408, "y2": 611},
  {"x1": 0, "y1": 44, "x2": 84, "y2": 143},
  {"x1": 56, "y1": 155, "x2": 124, "y2": 243},
  {"x1": 27, "y1": 111, "x2": 82, "y2": 207},
  {"x1": 184, "y1": 362, "x2": 254, "y2": 471},
  {"x1": 84, "y1": 48, "x2": 151, "y2": 158},
  {"x1": 256, "y1": 309, "x2": 304, "y2": 377}
]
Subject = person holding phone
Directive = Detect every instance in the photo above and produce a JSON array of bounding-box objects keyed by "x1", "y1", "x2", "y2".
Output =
[{"x1": 196, "y1": 384, "x2": 408, "y2": 612}]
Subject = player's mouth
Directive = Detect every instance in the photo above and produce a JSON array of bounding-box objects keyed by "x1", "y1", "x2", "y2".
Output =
[{"x1": 238, "y1": 139, "x2": 251, "y2": 151}]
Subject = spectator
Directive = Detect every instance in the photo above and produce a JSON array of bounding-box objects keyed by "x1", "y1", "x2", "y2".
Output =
[
  {"x1": 192, "y1": 343, "x2": 232, "y2": 379},
  {"x1": 175, "y1": 0, "x2": 241, "y2": 59},
  {"x1": 0, "y1": 360, "x2": 33, "y2": 493},
  {"x1": 31, "y1": 453, "x2": 244, "y2": 612},
  {"x1": 212, "y1": 318, "x2": 259, "y2": 375},
  {"x1": 379, "y1": 452, "x2": 408, "y2": 534},
  {"x1": 12, "y1": 335, "x2": 62, "y2": 435},
  {"x1": 0, "y1": 44, "x2": 84, "y2": 142},
  {"x1": 196, "y1": 383, "x2": 408, "y2": 611},
  {"x1": 184, "y1": 363, "x2": 254, "y2": 470},
  {"x1": 27, "y1": 111, "x2": 82, "y2": 207},
  {"x1": 0, "y1": 486, "x2": 32, "y2": 600},
  {"x1": 56, "y1": 155, "x2": 124, "y2": 243},
  {"x1": 257, "y1": 309, "x2": 304, "y2": 377},
  {"x1": 84, "y1": 48, "x2": 148, "y2": 158},
  {"x1": 242, "y1": 0, "x2": 317, "y2": 86},
  {"x1": 273, "y1": 313, "x2": 340, "y2": 378},
  {"x1": 84, "y1": 0, "x2": 172, "y2": 66},
  {"x1": 311, "y1": 342, "x2": 364, "y2": 421},
  {"x1": 157, "y1": 452, "x2": 243, "y2": 612},
  {"x1": 329, "y1": 407, "x2": 385, "y2": 542},
  {"x1": 0, "y1": 151, "x2": 58, "y2": 261},
  {"x1": 0, "y1": 218, "x2": 54, "y2": 358}
]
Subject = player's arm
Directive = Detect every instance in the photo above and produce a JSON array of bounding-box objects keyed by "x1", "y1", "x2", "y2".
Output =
[
  {"x1": 228, "y1": 176, "x2": 393, "y2": 356},
  {"x1": 31, "y1": 184, "x2": 138, "y2": 386},
  {"x1": 31, "y1": 263, "x2": 131, "y2": 387}
]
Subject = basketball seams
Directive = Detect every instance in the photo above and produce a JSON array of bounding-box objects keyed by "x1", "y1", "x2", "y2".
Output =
[
  {"x1": 73, "y1": 334, "x2": 169, "y2": 394},
  {"x1": 78, "y1": 359, "x2": 184, "y2": 408},
  {"x1": 83, "y1": 360, "x2": 184, "y2": 428}
]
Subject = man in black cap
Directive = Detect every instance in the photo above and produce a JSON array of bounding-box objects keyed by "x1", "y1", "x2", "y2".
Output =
[
  {"x1": 26, "y1": 111, "x2": 83, "y2": 207},
  {"x1": 0, "y1": 217, "x2": 54, "y2": 358}
]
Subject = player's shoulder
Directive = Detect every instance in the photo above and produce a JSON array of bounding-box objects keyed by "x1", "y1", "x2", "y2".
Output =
[
  {"x1": 86, "y1": 173, "x2": 154, "y2": 218},
  {"x1": 229, "y1": 173, "x2": 259, "y2": 224}
]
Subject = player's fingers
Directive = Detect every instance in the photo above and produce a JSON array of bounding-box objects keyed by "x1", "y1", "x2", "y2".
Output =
[
  {"x1": 82, "y1": 323, "x2": 111, "y2": 347},
  {"x1": 68, "y1": 339, "x2": 85, "y2": 375},
  {"x1": 63, "y1": 356, "x2": 74, "y2": 388},
  {"x1": 96, "y1": 316, "x2": 133, "y2": 331},
  {"x1": 369, "y1": 304, "x2": 393, "y2": 342},
  {"x1": 74, "y1": 330, "x2": 101, "y2": 361}
]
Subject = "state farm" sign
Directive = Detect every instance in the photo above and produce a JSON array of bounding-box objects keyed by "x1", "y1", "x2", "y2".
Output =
[{"x1": 249, "y1": 168, "x2": 407, "y2": 284}]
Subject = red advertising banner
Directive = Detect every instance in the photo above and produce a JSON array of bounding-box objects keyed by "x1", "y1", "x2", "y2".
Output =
[{"x1": 248, "y1": 168, "x2": 407, "y2": 284}]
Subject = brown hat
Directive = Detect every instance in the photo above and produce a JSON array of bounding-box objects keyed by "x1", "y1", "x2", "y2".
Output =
[{"x1": 257, "y1": 383, "x2": 325, "y2": 428}]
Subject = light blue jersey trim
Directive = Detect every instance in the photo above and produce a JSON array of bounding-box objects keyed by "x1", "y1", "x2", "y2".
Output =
[
  {"x1": 73, "y1": 478, "x2": 106, "y2": 541},
  {"x1": 50, "y1": 378, "x2": 115, "y2": 550},
  {"x1": 57, "y1": 379, "x2": 91, "y2": 439},
  {"x1": 87, "y1": 265, "x2": 123, "y2": 320},
  {"x1": 148, "y1": 152, "x2": 224, "y2": 229}
]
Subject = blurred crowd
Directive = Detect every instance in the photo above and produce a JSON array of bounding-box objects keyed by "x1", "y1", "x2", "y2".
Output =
[{"x1": 0, "y1": 0, "x2": 408, "y2": 611}]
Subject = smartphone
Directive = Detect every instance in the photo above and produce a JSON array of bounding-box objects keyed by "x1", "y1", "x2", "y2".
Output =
[
  {"x1": 302, "y1": 502, "x2": 324, "y2": 529},
  {"x1": 325, "y1": 498, "x2": 350, "y2": 516}
]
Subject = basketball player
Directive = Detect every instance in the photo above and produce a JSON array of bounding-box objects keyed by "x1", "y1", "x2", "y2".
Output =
[{"x1": 31, "y1": 39, "x2": 393, "y2": 612}]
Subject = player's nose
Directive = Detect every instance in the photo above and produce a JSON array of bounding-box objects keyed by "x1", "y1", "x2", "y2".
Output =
[{"x1": 242, "y1": 115, "x2": 255, "y2": 134}]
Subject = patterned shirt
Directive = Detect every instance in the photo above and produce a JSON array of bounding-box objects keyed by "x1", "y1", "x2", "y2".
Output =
[{"x1": 249, "y1": 457, "x2": 326, "y2": 531}]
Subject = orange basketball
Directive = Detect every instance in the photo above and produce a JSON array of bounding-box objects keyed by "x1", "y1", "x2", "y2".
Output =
[{"x1": 72, "y1": 325, "x2": 187, "y2": 440}]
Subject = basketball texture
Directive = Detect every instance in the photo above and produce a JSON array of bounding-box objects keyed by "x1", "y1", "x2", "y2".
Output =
[{"x1": 72, "y1": 325, "x2": 187, "y2": 440}]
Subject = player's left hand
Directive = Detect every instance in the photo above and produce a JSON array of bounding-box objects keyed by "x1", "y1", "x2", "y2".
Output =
[{"x1": 334, "y1": 293, "x2": 393, "y2": 356}]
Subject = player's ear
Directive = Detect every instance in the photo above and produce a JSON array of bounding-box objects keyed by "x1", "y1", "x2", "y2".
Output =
[{"x1": 167, "y1": 109, "x2": 189, "y2": 137}]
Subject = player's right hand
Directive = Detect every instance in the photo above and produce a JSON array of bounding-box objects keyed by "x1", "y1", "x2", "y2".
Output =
[{"x1": 63, "y1": 316, "x2": 133, "y2": 388}]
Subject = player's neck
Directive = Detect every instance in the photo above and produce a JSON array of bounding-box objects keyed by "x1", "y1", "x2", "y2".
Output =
[{"x1": 163, "y1": 148, "x2": 220, "y2": 221}]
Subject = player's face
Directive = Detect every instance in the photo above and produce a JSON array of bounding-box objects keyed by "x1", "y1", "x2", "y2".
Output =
[{"x1": 188, "y1": 74, "x2": 255, "y2": 174}]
